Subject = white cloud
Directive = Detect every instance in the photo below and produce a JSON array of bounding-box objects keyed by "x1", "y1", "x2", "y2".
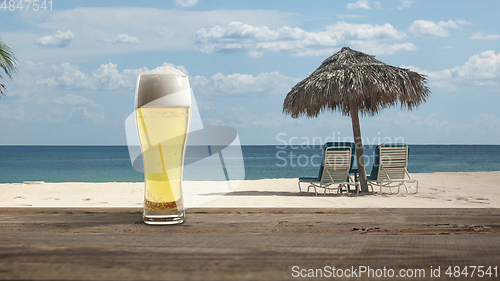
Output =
[
  {"x1": 250, "y1": 114, "x2": 301, "y2": 128},
  {"x1": 370, "y1": 112, "x2": 500, "y2": 142},
  {"x1": 0, "y1": 105, "x2": 29, "y2": 122},
  {"x1": 175, "y1": 0, "x2": 198, "y2": 7},
  {"x1": 36, "y1": 62, "x2": 94, "y2": 89},
  {"x1": 15, "y1": 8, "x2": 295, "y2": 62},
  {"x1": 470, "y1": 32, "x2": 500, "y2": 40},
  {"x1": 404, "y1": 50, "x2": 500, "y2": 91},
  {"x1": 336, "y1": 14, "x2": 367, "y2": 19},
  {"x1": 68, "y1": 107, "x2": 107, "y2": 124},
  {"x1": 92, "y1": 63, "x2": 146, "y2": 90},
  {"x1": 2, "y1": 60, "x2": 159, "y2": 128},
  {"x1": 474, "y1": 113, "x2": 500, "y2": 131},
  {"x1": 52, "y1": 93, "x2": 99, "y2": 107},
  {"x1": 409, "y1": 20, "x2": 467, "y2": 37},
  {"x1": 105, "y1": 34, "x2": 140, "y2": 44},
  {"x1": 382, "y1": 113, "x2": 441, "y2": 129},
  {"x1": 196, "y1": 100, "x2": 215, "y2": 111},
  {"x1": 347, "y1": 0, "x2": 381, "y2": 10},
  {"x1": 160, "y1": 63, "x2": 189, "y2": 76},
  {"x1": 36, "y1": 77, "x2": 59, "y2": 87},
  {"x1": 190, "y1": 71, "x2": 300, "y2": 96},
  {"x1": 21, "y1": 61, "x2": 192, "y2": 92},
  {"x1": 202, "y1": 118, "x2": 226, "y2": 126},
  {"x1": 34, "y1": 30, "x2": 74, "y2": 48},
  {"x1": 196, "y1": 21, "x2": 415, "y2": 57},
  {"x1": 30, "y1": 62, "x2": 149, "y2": 91},
  {"x1": 397, "y1": 0, "x2": 413, "y2": 10},
  {"x1": 344, "y1": 42, "x2": 417, "y2": 56},
  {"x1": 203, "y1": 105, "x2": 301, "y2": 129},
  {"x1": 328, "y1": 21, "x2": 407, "y2": 40}
]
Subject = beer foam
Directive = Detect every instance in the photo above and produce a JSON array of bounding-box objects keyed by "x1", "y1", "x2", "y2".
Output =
[
  {"x1": 135, "y1": 66, "x2": 191, "y2": 108},
  {"x1": 142, "y1": 67, "x2": 186, "y2": 76}
]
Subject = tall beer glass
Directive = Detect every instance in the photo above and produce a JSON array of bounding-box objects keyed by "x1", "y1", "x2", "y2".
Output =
[{"x1": 135, "y1": 67, "x2": 191, "y2": 225}]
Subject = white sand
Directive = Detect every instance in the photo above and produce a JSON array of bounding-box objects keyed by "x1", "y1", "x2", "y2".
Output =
[{"x1": 1, "y1": 172, "x2": 499, "y2": 208}]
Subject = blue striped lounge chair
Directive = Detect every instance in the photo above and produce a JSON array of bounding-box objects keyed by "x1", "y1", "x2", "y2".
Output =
[
  {"x1": 298, "y1": 142, "x2": 359, "y2": 196},
  {"x1": 367, "y1": 143, "x2": 418, "y2": 194}
]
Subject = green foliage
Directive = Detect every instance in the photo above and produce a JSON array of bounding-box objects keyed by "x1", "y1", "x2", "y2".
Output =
[{"x1": 0, "y1": 36, "x2": 19, "y2": 96}]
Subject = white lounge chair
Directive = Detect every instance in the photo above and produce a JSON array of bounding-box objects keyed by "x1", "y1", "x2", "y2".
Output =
[
  {"x1": 298, "y1": 142, "x2": 359, "y2": 196},
  {"x1": 367, "y1": 143, "x2": 418, "y2": 194}
]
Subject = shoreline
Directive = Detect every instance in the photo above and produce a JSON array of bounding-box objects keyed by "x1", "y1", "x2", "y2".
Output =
[
  {"x1": 4, "y1": 170, "x2": 500, "y2": 184},
  {"x1": 1, "y1": 171, "x2": 499, "y2": 208}
]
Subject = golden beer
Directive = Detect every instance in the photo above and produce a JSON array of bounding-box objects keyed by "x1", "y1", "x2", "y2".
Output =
[{"x1": 135, "y1": 67, "x2": 191, "y2": 225}]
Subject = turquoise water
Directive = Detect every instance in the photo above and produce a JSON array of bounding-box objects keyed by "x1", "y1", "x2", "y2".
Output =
[{"x1": 0, "y1": 145, "x2": 499, "y2": 183}]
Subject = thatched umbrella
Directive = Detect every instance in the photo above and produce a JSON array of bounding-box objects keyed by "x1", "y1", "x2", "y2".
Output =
[{"x1": 283, "y1": 47, "x2": 430, "y2": 193}]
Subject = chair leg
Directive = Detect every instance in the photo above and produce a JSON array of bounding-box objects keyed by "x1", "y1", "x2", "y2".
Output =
[
  {"x1": 369, "y1": 183, "x2": 375, "y2": 194},
  {"x1": 403, "y1": 182, "x2": 409, "y2": 193},
  {"x1": 298, "y1": 182, "x2": 302, "y2": 193}
]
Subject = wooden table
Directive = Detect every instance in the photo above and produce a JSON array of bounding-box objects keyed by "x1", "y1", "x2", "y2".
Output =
[{"x1": 1, "y1": 208, "x2": 499, "y2": 280}]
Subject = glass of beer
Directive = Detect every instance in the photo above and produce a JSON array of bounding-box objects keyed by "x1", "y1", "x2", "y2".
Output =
[{"x1": 135, "y1": 67, "x2": 191, "y2": 225}]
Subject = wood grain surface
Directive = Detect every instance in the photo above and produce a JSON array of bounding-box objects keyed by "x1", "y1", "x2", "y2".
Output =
[{"x1": 0, "y1": 208, "x2": 499, "y2": 280}]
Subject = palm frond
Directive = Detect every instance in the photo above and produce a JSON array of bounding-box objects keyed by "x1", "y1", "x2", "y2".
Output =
[
  {"x1": 0, "y1": 37, "x2": 18, "y2": 78},
  {"x1": 0, "y1": 36, "x2": 19, "y2": 96},
  {"x1": 0, "y1": 82, "x2": 5, "y2": 96}
]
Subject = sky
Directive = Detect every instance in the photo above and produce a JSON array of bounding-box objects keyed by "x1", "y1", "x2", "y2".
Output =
[{"x1": 1, "y1": 0, "x2": 499, "y2": 145}]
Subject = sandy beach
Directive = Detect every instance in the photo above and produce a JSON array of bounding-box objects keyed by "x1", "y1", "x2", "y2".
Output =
[{"x1": 2, "y1": 171, "x2": 499, "y2": 208}]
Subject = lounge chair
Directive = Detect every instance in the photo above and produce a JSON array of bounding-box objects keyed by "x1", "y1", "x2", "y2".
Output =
[
  {"x1": 298, "y1": 142, "x2": 359, "y2": 196},
  {"x1": 367, "y1": 143, "x2": 418, "y2": 194}
]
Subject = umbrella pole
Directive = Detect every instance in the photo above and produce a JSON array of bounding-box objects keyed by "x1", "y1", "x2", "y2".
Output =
[{"x1": 350, "y1": 106, "x2": 369, "y2": 193}]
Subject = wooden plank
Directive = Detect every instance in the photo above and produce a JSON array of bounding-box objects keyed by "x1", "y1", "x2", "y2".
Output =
[{"x1": 0, "y1": 208, "x2": 499, "y2": 280}]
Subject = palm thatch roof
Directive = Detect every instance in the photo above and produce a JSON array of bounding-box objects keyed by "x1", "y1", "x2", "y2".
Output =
[{"x1": 283, "y1": 47, "x2": 430, "y2": 117}]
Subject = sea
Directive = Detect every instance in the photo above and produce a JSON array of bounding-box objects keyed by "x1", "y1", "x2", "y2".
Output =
[{"x1": 1, "y1": 145, "x2": 500, "y2": 183}]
